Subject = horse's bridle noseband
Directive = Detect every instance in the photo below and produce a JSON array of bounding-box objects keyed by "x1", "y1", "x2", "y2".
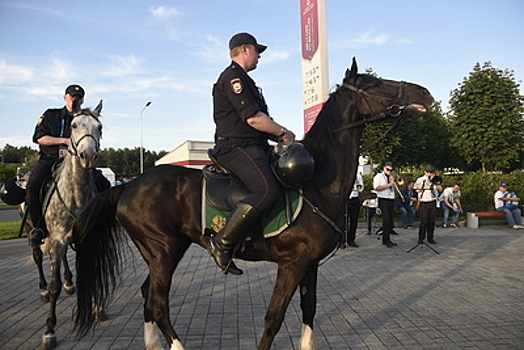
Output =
[
  {"x1": 333, "y1": 78, "x2": 407, "y2": 133},
  {"x1": 68, "y1": 115, "x2": 101, "y2": 159}
]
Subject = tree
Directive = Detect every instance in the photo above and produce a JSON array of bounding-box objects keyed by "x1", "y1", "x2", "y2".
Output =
[
  {"x1": 449, "y1": 61, "x2": 524, "y2": 172},
  {"x1": 361, "y1": 102, "x2": 461, "y2": 171}
]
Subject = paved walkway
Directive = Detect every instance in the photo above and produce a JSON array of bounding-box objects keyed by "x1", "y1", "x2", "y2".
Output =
[{"x1": 1, "y1": 224, "x2": 523, "y2": 349}]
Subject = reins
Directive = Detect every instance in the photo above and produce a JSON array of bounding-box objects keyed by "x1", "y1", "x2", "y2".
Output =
[
  {"x1": 300, "y1": 79, "x2": 408, "y2": 264},
  {"x1": 332, "y1": 80, "x2": 406, "y2": 133}
]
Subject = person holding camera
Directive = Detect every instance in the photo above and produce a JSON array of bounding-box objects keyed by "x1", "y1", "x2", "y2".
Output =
[{"x1": 414, "y1": 165, "x2": 442, "y2": 244}]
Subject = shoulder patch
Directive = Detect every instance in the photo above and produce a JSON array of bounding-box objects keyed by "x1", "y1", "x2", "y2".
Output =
[
  {"x1": 230, "y1": 78, "x2": 243, "y2": 94},
  {"x1": 37, "y1": 115, "x2": 45, "y2": 126}
]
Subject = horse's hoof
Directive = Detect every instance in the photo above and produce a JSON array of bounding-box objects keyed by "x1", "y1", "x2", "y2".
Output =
[
  {"x1": 63, "y1": 283, "x2": 75, "y2": 295},
  {"x1": 40, "y1": 291, "x2": 50, "y2": 303},
  {"x1": 40, "y1": 333, "x2": 57, "y2": 350},
  {"x1": 95, "y1": 309, "x2": 108, "y2": 322}
]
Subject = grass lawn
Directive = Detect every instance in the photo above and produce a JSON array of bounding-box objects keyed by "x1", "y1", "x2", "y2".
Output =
[{"x1": 0, "y1": 221, "x2": 23, "y2": 240}]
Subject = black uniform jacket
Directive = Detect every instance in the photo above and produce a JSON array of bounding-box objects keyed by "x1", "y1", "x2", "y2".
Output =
[
  {"x1": 212, "y1": 61, "x2": 270, "y2": 141},
  {"x1": 32, "y1": 107, "x2": 73, "y2": 160}
]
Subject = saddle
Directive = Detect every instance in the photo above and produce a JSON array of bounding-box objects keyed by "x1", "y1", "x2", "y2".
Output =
[
  {"x1": 202, "y1": 159, "x2": 249, "y2": 212},
  {"x1": 202, "y1": 149, "x2": 302, "y2": 239}
]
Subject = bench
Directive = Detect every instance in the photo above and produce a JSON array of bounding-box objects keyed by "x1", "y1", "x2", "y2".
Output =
[{"x1": 467, "y1": 211, "x2": 505, "y2": 228}]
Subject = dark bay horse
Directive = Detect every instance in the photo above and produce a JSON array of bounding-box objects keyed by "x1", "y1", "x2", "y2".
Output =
[
  {"x1": 73, "y1": 59, "x2": 434, "y2": 350},
  {"x1": 34, "y1": 102, "x2": 104, "y2": 350}
]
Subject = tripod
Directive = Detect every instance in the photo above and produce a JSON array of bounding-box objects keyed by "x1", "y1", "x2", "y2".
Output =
[{"x1": 406, "y1": 241, "x2": 440, "y2": 254}]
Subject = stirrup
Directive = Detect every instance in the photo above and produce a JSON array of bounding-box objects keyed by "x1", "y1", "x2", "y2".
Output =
[{"x1": 207, "y1": 238, "x2": 243, "y2": 275}]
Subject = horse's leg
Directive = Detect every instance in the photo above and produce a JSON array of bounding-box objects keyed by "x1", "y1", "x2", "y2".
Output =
[
  {"x1": 62, "y1": 249, "x2": 75, "y2": 296},
  {"x1": 142, "y1": 242, "x2": 190, "y2": 350},
  {"x1": 32, "y1": 245, "x2": 49, "y2": 303},
  {"x1": 258, "y1": 261, "x2": 309, "y2": 350},
  {"x1": 41, "y1": 242, "x2": 66, "y2": 350},
  {"x1": 299, "y1": 264, "x2": 318, "y2": 350}
]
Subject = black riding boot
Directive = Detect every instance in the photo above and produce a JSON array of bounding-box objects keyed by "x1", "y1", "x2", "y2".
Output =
[{"x1": 207, "y1": 202, "x2": 259, "y2": 275}]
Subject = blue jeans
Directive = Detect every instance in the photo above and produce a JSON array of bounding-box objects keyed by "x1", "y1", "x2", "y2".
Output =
[
  {"x1": 398, "y1": 206, "x2": 415, "y2": 226},
  {"x1": 497, "y1": 207, "x2": 522, "y2": 227},
  {"x1": 442, "y1": 204, "x2": 460, "y2": 225}
]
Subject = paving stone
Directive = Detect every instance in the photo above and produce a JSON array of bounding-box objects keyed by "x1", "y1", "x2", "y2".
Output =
[{"x1": 1, "y1": 224, "x2": 523, "y2": 349}]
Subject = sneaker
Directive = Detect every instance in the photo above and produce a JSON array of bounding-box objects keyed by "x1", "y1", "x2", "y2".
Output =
[
  {"x1": 442, "y1": 224, "x2": 448, "y2": 228},
  {"x1": 512, "y1": 225, "x2": 520, "y2": 229},
  {"x1": 450, "y1": 224, "x2": 458, "y2": 228}
]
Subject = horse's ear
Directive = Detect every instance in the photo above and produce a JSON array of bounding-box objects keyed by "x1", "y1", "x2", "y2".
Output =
[
  {"x1": 93, "y1": 100, "x2": 103, "y2": 117},
  {"x1": 345, "y1": 57, "x2": 358, "y2": 84}
]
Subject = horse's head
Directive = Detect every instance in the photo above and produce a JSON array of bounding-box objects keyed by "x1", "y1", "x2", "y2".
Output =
[
  {"x1": 69, "y1": 100, "x2": 103, "y2": 169},
  {"x1": 343, "y1": 57, "x2": 435, "y2": 120}
]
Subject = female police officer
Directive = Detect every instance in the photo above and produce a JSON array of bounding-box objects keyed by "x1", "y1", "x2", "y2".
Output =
[{"x1": 208, "y1": 33, "x2": 295, "y2": 275}]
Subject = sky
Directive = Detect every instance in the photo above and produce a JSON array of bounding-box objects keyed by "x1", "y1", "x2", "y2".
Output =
[{"x1": 1, "y1": 0, "x2": 523, "y2": 153}]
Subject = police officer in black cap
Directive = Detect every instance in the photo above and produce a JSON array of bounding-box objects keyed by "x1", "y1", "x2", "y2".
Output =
[
  {"x1": 26, "y1": 84, "x2": 89, "y2": 246},
  {"x1": 208, "y1": 32, "x2": 295, "y2": 275}
]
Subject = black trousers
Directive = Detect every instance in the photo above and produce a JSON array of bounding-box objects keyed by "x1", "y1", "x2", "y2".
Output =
[
  {"x1": 379, "y1": 198, "x2": 395, "y2": 243},
  {"x1": 346, "y1": 197, "x2": 360, "y2": 243},
  {"x1": 213, "y1": 141, "x2": 280, "y2": 214},
  {"x1": 25, "y1": 159, "x2": 54, "y2": 230},
  {"x1": 25, "y1": 158, "x2": 111, "y2": 231},
  {"x1": 418, "y1": 201, "x2": 436, "y2": 241}
]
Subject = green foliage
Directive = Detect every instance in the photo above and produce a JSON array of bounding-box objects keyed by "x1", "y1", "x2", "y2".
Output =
[
  {"x1": 0, "y1": 163, "x2": 18, "y2": 183},
  {"x1": 449, "y1": 61, "x2": 524, "y2": 172},
  {"x1": 362, "y1": 103, "x2": 463, "y2": 169},
  {"x1": 364, "y1": 170, "x2": 524, "y2": 213}
]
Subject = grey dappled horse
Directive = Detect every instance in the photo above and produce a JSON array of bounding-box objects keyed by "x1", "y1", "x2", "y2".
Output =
[{"x1": 35, "y1": 101, "x2": 103, "y2": 350}]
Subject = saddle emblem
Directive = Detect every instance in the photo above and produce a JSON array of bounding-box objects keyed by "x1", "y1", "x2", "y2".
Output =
[{"x1": 211, "y1": 215, "x2": 227, "y2": 233}]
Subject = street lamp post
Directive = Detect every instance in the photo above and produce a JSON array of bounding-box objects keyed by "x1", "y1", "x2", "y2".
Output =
[{"x1": 139, "y1": 101, "x2": 152, "y2": 174}]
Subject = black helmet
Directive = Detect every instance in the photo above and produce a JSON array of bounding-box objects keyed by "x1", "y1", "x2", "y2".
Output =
[
  {"x1": 0, "y1": 177, "x2": 26, "y2": 205},
  {"x1": 271, "y1": 142, "x2": 315, "y2": 188}
]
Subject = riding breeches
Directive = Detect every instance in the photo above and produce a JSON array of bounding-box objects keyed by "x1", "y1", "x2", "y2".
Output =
[
  {"x1": 212, "y1": 141, "x2": 280, "y2": 214},
  {"x1": 26, "y1": 158, "x2": 54, "y2": 229}
]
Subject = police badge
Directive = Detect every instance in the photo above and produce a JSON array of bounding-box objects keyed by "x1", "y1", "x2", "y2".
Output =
[{"x1": 230, "y1": 78, "x2": 243, "y2": 94}]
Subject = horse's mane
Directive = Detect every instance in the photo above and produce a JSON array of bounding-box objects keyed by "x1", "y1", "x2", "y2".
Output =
[{"x1": 303, "y1": 83, "x2": 358, "y2": 154}]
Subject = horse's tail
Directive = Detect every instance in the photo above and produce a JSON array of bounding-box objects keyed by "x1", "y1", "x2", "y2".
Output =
[{"x1": 73, "y1": 184, "x2": 127, "y2": 338}]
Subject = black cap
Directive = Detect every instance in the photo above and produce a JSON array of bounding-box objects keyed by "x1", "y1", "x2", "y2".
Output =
[
  {"x1": 228, "y1": 32, "x2": 267, "y2": 53},
  {"x1": 384, "y1": 161, "x2": 394, "y2": 169},
  {"x1": 425, "y1": 165, "x2": 435, "y2": 173},
  {"x1": 65, "y1": 84, "x2": 85, "y2": 97}
]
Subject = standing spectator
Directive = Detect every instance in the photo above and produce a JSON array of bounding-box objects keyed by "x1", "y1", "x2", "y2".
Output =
[
  {"x1": 345, "y1": 172, "x2": 363, "y2": 248},
  {"x1": 373, "y1": 161, "x2": 397, "y2": 247},
  {"x1": 494, "y1": 183, "x2": 523, "y2": 229},
  {"x1": 396, "y1": 180, "x2": 416, "y2": 229},
  {"x1": 440, "y1": 183, "x2": 463, "y2": 228}
]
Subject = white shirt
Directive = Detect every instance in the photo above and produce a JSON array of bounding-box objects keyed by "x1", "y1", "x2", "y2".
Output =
[
  {"x1": 439, "y1": 187, "x2": 461, "y2": 203},
  {"x1": 494, "y1": 190, "x2": 507, "y2": 209},
  {"x1": 373, "y1": 172, "x2": 394, "y2": 199},
  {"x1": 349, "y1": 173, "x2": 364, "y2": 199},
  {"x1": 415, "y1": 175, "x2": 439, "y2": 202}
]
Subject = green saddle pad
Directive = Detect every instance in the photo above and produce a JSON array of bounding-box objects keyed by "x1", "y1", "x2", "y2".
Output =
[{"x1": 203, "y1": 189, "x2": 302, "y2": 238}]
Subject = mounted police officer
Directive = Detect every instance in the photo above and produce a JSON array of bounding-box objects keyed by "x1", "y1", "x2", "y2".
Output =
[
  {"x1": 208, "y1": 33, "x2": 295, "y2": 275},
  {"x1": 27, "y1": 85, "x2": 85, "y2": 246}
]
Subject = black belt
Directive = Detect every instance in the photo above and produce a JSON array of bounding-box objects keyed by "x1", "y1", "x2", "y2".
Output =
[{"x1": 217, "y1": 136, "x2": 266, "y2": 141}]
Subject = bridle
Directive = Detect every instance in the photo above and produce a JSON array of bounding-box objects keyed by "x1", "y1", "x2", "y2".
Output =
[
  {"x1": 333, "y1": 78, "x2": 407, "y2": 133},
  {"x1": 68, "y1": 114, "x2": 101, "y2": 159}
]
